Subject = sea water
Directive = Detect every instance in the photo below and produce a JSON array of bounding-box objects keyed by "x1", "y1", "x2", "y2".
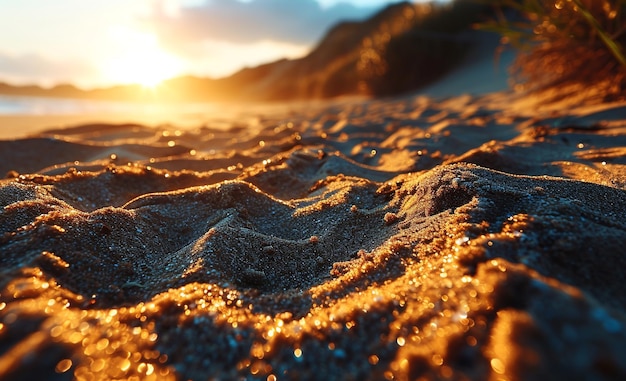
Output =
[
  {"x1": 0, "y1": 94, "x2": 234, "y2": 139},
  {"x1": 0, "y1": 94, "x2": 218, "y2": 115},
  {"x1": 0, "y1": 94, "x2": 304, "y2": 139}
]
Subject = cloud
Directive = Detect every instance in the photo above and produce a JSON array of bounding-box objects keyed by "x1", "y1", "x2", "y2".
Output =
[
  {"x1": 0, "y1": 52, "x2": 99, "y2": 87},
  {"x1": 144, "y1": 0, "x2": 379, "y2": 46},
  {"x1": 180, "y1": 38, "x2": 311, "y2": 78}
]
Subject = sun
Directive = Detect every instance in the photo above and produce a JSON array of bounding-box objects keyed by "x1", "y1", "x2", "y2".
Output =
[
  {"x1": 104, "y1": 49, "x2": 181, "y2": 89},
  {"x1": 102, "y1": 28, "x2": 183, "y2": 89}
]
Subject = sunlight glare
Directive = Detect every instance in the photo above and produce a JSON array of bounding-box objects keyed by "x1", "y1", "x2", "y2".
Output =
[{"x1": 102, "y1": 27, "x2": 182, "y2": 88}]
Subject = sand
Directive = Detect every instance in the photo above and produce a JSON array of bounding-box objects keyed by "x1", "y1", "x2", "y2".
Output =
[{"x1": 2, "y1": 77, "x2": 626, "y2": 380}]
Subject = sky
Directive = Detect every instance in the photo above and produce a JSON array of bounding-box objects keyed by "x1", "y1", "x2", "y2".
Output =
[{"x1": 0, "y1": 0, "x2": 441, "y2": 89}]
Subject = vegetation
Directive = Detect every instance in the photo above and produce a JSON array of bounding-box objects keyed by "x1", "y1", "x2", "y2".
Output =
[
  {"x1": 480, "y1": 0, "x2": 626, "y2": 101},
  {"x1": 359, "y1": 0, "x2": 494, "y2": 96}
]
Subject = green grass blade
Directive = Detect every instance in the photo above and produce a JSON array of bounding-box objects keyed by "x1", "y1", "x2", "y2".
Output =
[{"x1": 571, "y1": 0, "x2": 626, "y2": 67}]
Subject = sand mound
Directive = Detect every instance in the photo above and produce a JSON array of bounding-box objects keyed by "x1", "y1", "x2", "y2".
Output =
[{"x1": 1, "y1": 93, "x2": 626, "y2": 380}]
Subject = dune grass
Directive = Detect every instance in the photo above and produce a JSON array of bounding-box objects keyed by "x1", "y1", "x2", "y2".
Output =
[
  {"x1": 480, "y1": 0, "x2": 626, "y2": 101},
  {"x1": 361, "y1": 0, "x2": 493, "y2": 96}
]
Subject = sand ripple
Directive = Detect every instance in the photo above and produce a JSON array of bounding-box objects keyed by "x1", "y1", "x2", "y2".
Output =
[{"x1": 1, "y1": 95, "x2": 626, "y2": 380}]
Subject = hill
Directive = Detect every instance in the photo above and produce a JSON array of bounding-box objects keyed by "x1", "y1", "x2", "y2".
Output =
[{"x1": 0, "y1": 1, "x2": 494, "y2": 102}]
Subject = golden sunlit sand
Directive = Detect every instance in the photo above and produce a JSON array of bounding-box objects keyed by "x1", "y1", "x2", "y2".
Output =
[
  {"x1": 1, "y1": 81, "x2": 626, "y2": 380},
  {"x1": 2, "y1": 1, "x2": 626, "y2": 378}
]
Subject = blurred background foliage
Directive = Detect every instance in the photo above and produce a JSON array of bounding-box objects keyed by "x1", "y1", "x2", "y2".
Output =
[
  {"x1": 358, "y1": 0, "x2": 494, "y2": 96},
  {"x1": 479, "y1": 0, "x2": 626, "y2": 100}
]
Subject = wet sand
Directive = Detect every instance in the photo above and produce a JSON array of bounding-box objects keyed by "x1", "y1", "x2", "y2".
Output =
[{"x1": 1, "y1": 88, "x2": 626, "y2": 380}]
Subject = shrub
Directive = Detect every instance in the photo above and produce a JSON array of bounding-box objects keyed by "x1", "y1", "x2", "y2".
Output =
[
  {"x1": 358, "y1": 0, "x2": 493, "y2": 97},
  {"x1": 480, "y1": 0, "x2": 626, "y2": 101}
]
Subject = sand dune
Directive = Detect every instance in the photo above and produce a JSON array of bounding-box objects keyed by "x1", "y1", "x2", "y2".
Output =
[{"x1": 2, "y1": 76, "x2": 626, "y2": 381}]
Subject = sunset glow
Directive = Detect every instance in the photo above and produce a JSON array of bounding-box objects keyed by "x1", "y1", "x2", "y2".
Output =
[
  {"x1": 100, "y1": 28, "x2": 183, "y2": 88},
  {"x1": 0, "y1": 0, "x2": 409, "y2": 89},
  {"x1": 103, "y1": 48, "x2": 182, "y2": 88}
]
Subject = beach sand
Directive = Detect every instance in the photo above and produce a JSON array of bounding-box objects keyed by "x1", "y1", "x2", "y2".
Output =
[{"x1": 2, "y1": 62, "x2": 626, "y2": 380}]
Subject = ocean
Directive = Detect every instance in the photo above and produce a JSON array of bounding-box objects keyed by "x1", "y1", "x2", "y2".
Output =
[
  {"x1": 0, "y1": 94, "x2": 218, "y2": 116},
  {"x1": 0, "y1": 94, "x2": 252, "y2": 139}
]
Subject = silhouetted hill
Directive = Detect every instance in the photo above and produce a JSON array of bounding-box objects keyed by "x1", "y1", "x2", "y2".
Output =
[
  {"x1": 0, "y1": 1, "x2": 494, "y2": 102},
  {"x1": 225, "y1": 0, "x2": 494, "y2": 100}
]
